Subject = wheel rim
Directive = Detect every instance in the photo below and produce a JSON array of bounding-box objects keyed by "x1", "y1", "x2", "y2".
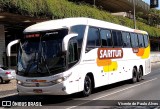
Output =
[{"x1": 84, "y1": 77, "x2": 91, "y2": 94}]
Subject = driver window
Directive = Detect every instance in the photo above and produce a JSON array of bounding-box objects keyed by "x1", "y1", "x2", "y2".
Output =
[
  {"x1": 69, "y1": 44, "x2": 74, "y2": 63},
  {"x1": 68, "y1": 41, "x2": 78, "y2": 64}
]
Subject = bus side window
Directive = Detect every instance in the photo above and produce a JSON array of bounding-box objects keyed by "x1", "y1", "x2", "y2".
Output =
[
  {"x1": 122, "y1": 32, "x2": 131, "y2": 48},
  {"x1": 100, "y1": 29, "x2": 112, "y2": 47},
  {"x1": 100, "y1": 29, "x2": 107, "y2": 47},
  {"x1": 112, "y1": 30, "x2": 123, "y2": 47},
  {"x1": 106, "y1": 30, "x2": 112, "y2": 46},
  {"x1": 143, "y1": 35, "x2": 149, "y2": 47},
  {"x1": 138, "y1": 34, "x2": 144, "y2": 48},
  {"x1": 70, "y1": 25, "x2": 86, "y2": 59},
  {"x1": 86, "y1": 27, "x2": 100, "y2": 51},
  {"x1": 131, "y1": 33, "x2": 139, "y2": 48}
]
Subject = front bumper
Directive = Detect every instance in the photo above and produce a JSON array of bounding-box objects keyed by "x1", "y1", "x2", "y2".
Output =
[{"x1": 17, "y1": 83, "x2": 68, "y2": 95}]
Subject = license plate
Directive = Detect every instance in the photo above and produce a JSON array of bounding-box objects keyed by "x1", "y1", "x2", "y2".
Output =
[{"x1": 33, "y1": 89, "x2": 42, "y2": 93}]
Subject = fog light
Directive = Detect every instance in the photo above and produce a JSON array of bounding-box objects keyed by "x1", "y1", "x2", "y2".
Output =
[{"x1": 17, "y1": 80, "x2": 23, "y2": 85}]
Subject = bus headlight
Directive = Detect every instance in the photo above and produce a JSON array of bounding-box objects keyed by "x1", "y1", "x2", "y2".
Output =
[
  {"x1": 56, "y1": 78, "x2": 65, "y2": 83},
  {"x1": 51, "y1": 77, "x2": 64, "y2": 84},
  {"x1": 52, "y1": 72, "x2": 72, "y2": 84}
]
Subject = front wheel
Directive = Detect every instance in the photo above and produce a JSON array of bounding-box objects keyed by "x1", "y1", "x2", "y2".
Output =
[{"x1": 82, "y1": 75, "x2": 92, "y2": 97}]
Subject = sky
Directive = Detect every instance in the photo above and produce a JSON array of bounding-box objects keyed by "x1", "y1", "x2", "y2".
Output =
[{"x1": 143, "y1": 0, "x2": 160, "y2": 10}]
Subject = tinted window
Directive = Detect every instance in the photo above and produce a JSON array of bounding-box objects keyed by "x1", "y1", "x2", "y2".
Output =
[
  {"x1": 138, "y1": 34, "x2": 144, "y2": 47},
  {"x1": 100, "y1": 30, "x2": 107, "y2": 46},
  {"x1": 68, "y1": 42, "x2": 78, "y2": 63},
  {"x1": 112, "y1": 30, "x2": 123, "y2": 47},
  {"x1": 70, "y1": 25, "x2": 86, "y2": 59},
  {"x1": 87, "y1": 27, "x2": 100, "y2": 48},
  {"x1": 143, "y1": 35, "x2": 149, "y2": 47},
  {"x1": 68, "y1": 43, "x2": 75, "y2": 63},
  {"x1": 131, "y1": 33, "x2": 139, "y2": 48},
  {"x1": 106, "y1": 30, "x2": 112, "y2": 46},
  {"x1": 122, "y1": 32, "x2": 131, "y2": 47},
  {"x1": 70, "y1": 25, "x2": 86, "y2": 48},
  {"x1": 100, "y1": 29, "x2": 112, "y2": 46}
]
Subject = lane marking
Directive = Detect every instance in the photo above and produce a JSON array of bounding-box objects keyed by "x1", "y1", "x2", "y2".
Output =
[
  {"x1": 66, "y1": 78, "x2": 157, "y2": 109},
  {"x1": 0, "y1": 93, "x2": 18, "y2": 98}
]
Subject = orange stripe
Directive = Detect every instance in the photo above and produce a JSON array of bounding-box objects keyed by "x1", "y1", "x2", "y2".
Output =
[{"x1": 97, "y1": 58, "x2": 112, "y2": 66}]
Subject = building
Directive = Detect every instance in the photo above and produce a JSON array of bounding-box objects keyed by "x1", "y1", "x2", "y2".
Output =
[{"x1": 0, "y1": 12, "x2": 48, "y2": 67}]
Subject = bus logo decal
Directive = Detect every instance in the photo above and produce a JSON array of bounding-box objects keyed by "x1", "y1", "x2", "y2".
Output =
[
  {"x1": 98, "y1": 48, "x2": 123, "y2": 59},
  {"x1": 96, "y1": 48, "x2": 123, "y2": 72}
]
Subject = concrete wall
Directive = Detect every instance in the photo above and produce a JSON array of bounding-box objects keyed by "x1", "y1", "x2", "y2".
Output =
[
  {"x1": 151, "y1": 52, "x2": 160, "y2": 63},
  {"x1": 0, "y1": 25, "x2": 5, "y2": 66}
]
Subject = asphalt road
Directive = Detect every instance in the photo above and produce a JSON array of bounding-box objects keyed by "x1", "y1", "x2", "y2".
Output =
[{"x1": 0, "y1": 63, "x2": 160, "y2": 109}]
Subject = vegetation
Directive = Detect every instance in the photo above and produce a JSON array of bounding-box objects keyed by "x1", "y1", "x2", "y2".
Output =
[
  {"x1": 148, "y1": 9, "x2": 160, "y2": 27},
  {"x1": 0, "y1": 0, "x2": 160, "y2": 37}
]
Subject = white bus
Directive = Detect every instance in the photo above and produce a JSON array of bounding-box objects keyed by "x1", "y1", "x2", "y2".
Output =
[{"x1": 7, "y1": 17, "x2": 151, "y2": 96}]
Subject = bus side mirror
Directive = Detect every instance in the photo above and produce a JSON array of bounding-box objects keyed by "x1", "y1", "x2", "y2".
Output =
[
  {"x1": 7, "y1": 39, "x2": 20, "y2": 57},
  {"x1": 6, "y1": 39, "x2": 20, "y2": 68},
  {"x1": 62, "y1": 33, "x2": 78, "y2": 51}
]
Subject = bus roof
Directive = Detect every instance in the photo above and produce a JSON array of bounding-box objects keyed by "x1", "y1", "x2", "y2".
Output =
[
  {"x1": 24, "y1": 18, "x2": 88, "y2": 33},
  {"x1": 24, "y1": 17, "x2": 148, "y2": 35}
]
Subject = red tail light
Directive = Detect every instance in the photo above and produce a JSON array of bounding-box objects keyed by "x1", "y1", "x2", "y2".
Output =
[{"x1": 6, "y1": 72, "x2": 11, "y2": 74}]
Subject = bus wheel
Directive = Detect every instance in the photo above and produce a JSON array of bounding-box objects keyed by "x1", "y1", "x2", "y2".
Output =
[
  {"x1": 131, "y1": 68, "x2": 137, "y2": 83},
  {"x1": 82, "y1": 75, "x2": 92, "y2": 97},
  {"x1": 137, "y1": 68, "x2": 143, "y2": 82}
]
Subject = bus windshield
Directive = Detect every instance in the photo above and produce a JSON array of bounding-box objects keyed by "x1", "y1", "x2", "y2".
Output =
[{"x1": 17, "y1": 29, "x2": 68, "y2": 77}]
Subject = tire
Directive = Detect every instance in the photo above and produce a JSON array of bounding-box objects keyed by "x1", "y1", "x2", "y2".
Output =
[
  {"x1": 82, "y1": 75, "x2": 92, "y2": 97},
  {"x1": 131, "y1": 68, "x2": 137, "y2": 83},
  {"x1": 5, "y1": 80, "x2": 10, "y2": 84},
  {"x1": 0, "y1": 77, "x2": 3, "y2": 84},
  {"x1": 137, "y1": 68, "x2": 143, "y2": 82}
]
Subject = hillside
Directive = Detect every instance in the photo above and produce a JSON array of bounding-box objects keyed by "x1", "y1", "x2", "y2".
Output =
[{"x1": 0, "y1": 0, "x2": 160, "y2": 37}]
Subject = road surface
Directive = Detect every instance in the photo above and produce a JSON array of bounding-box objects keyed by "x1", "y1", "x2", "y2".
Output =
[{"x1": 0, "y1": 63, "x2": 160, "y2": 109}]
